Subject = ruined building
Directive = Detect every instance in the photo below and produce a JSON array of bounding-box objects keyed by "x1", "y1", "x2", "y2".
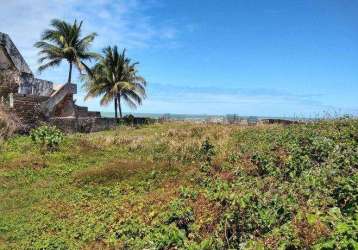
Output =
[{"x1": 0, "y1": 32, "x2": 116, "y2": 132}]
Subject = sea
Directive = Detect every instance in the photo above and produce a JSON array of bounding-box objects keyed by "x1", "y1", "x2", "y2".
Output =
[{"x1": 101, "y1": 112, "x2": 314, "y2": 122}]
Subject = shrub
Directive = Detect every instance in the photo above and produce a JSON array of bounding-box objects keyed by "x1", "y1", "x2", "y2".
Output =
[
  {"x1": 332, "y1": 173, "x2": 358, "y2": 215},
  {"x1": 219, "y1": 191, "x2": 294, "y2": 247},
  {"x1": 30, "y1": 125, "x2": 64, "y2": 151},
  {"x1": 163, "y1": 199, "x2": 195, "y2": 235},
  {"x1": 152, "y1": 224, "x2": 186, "y2": 249},
  {"x1": 251, "y1": 152, "x2": 277, "y2": 176},
  {"x1": 198, "y1": 138, "x2": 215, "y2": 164},
  {"x1": 314, "y1": 207, "x2": 358, "y2": 249}
]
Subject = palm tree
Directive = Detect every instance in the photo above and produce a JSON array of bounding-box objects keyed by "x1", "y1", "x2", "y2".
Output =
[
  {"x1": 83, "y1": 46, "x2": 146, "y2": 120},
  {"x1": 35, "y1": 19, "x2": 98, "y2": 84}
]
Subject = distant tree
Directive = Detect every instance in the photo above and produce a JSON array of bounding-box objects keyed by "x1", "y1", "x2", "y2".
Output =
[
  {"x1": 34, "y1": 19, "x2": 98, "y2": 84},
  {"x1": 83, "y1": 46, "x2": 146, "y2": 120}
]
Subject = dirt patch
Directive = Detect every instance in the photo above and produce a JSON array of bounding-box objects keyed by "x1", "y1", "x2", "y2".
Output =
[
  {"x1": 292, "y1": 214, "x2": 330, "y2": 248},
  {"x1": 46, "y1": 200, "x2": 76, "y2": 219},
  {"x1": 190, "y1": 194, "x2": 223, "y2": 236},
  {"x1": 0, "y1": 153, "x2": 47, "y2": 170},
  {"x1": 72, "y1": 160, "x2": 158, "y2": 185},
  {"x1": 82, "y1": 239, "x2": 113, "y2": 250}
]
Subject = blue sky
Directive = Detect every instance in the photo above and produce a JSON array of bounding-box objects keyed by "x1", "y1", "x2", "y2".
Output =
[{"x1": 1, "y1": 0, "x2": 357, "y2": 117}]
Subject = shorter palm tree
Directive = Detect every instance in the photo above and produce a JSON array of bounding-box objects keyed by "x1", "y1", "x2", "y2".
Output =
[{"x1": 83, "y1": 46, "x2": 146, "y2": 120}]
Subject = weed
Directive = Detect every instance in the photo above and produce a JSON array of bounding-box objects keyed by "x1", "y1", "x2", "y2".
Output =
[{"x1": 30, "y1": 125, "x2": 64, "y2": 152}]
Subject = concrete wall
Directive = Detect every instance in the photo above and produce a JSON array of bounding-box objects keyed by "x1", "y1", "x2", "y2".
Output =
[
  {"x1": 0, "y1": 47, "x2": 13, "y2": 70},
  {"x1": 0, "y1": 32, "x2": 32, "y2": 74},
  {"x1": 18, "y1": 73, "x2": 54, "y2": 96},
  {"x1": 51, "y1": 94, "x2": 76, "y2": 117},
  {"x1": 1, "y1": 33, "x2": 54, "y2": 97},
  {"x1": 42, "y1": 83, "x2": 76, "y2": 116},
  {"x1": 17, "y1": 73, "x2": 33, "y2": 95},
  {"x1": 49, "y1": 117, "x2": 118, "y2": 133},
  {"x1": 49, "y1": 117, "x2": 156, "y2": 133},
  {"x1": 32, "y1": 78, "x2": 53, "y2": 96}
]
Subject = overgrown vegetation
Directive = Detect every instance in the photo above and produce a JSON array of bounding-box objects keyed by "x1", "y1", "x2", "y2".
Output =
[
  {"x1": 0, "y1": 121, "x2": 357, "y2": 249},
  {"x1": 30, "y1": 125, "x2": 64, "y2": 152}
]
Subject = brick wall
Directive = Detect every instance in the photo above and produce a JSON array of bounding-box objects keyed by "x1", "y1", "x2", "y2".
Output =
[{"x1": 11, "y1": 94, "x2": 48, "y2": 127}]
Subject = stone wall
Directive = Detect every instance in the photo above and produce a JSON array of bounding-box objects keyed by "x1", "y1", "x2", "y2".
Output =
[
  {"x1": 32, "y1": 78, "x2": 53, "y2": 96},
  {"x1": 49, "y1": 117, "x2": 118, "y2": 133},
  {"x1": 51, "y1": 94, "x2": 76, "y2": 117},
  {"x1": 42, "y1": 83, "x2": 76, "y2": 116},
  {"x1": 49, "y1": 117, "x2": 156, "y2": 134},
  {"x1": 11, "y1": 94, "x2": 49, "y2": 128},
  {"x1": 18, "y1": 73, "x2": 53, "y2": 96},
  {"x1": 1, "y1": 32, "x2": 54, "y2": 97},
  {"x1": 0, "y1": 32, "x2": 32, "y2": 74}
]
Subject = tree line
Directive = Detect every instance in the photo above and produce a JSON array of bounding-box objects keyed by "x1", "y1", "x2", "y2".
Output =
[{"x1": 35, "y1": 19, "x2": 146, "y2": 120}]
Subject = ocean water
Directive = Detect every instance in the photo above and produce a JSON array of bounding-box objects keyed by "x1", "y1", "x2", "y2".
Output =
[
  {"x1": 100, "y1": 112, "x2": 312, "y2": 121},
  {"x1": 101, "y1": 112, "x2": 224, "y2": 120}
]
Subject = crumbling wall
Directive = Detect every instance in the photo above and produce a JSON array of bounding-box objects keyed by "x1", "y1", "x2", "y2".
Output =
[
  {"x1": 0, "y1": 70, "x2": 20, "y2": 98},
  {"x1": 31, "y1": 78, "x2": 53, "y2": 96},
  {"x1": 51, "y1": 94, "x2": 76, "y2": 117},
  {"x1": 18, "y1": 73, "x2": 53, "y2": 96},
  {"x1": 0, "y1": 104, "x2": 23, "y2": 139},
  {"x1": 0, "y1": 32, "x2": 32, "y2": 74},
  {"x1": 11, "y1": 94, "x2": 48, "y2": 128},
  {"x1": 49, "y1": 117, "x2": 118, "y2": 133}
]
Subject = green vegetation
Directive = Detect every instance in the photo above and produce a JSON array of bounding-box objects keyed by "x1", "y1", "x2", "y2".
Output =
[
  {"x1": 30, "y1": 125, "x2": 64, "y2": 152},
  {"x1": 0, "y1": 121, "x2": 357, "y2": 249}
]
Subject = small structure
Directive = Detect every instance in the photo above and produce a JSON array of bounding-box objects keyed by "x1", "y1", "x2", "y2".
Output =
[
  {"x1": 0, "y1": 32, "x2": 116, "y2": 132},
  {"x1": 260, "y1": 118, "x2": 300, "y2": 125}
]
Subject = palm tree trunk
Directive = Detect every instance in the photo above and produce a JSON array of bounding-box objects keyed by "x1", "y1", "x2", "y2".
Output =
[
  {"x1": 67, "y1": 62, "x2": 73, "y2": 84},
  {"x1": 114, "y1": 97, "x2": 118, "y2": 122},
  {"x1": 118, "y1": 95, "x2": 123, "y2": 118}
]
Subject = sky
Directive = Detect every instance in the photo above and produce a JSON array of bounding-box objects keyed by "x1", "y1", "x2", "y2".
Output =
[{"x1": 1, "y1": 0, "x2": 357, "y2": 117}]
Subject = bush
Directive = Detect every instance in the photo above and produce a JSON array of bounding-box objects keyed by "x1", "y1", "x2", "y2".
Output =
[
  {"x1": 332, "y1": 173, "x2": 358, "y2": 215},
  {"x1": 198, "y1": 138, "x2": 215, "y2": 164},
  {"x1": 163, "y1": 199, "x2": 194, "y2": 235},
  {"x1": 124, "y1": 114, "x2": 135, "y2": 124},
  {"x1": 30, "y1": 125, "x2": 64, "y2": 151},
  {"x1": 314, "y1": 207, "x2": 358, "y2": 249},
  {"x1": 152, "y1": 224, "x2": 186, "y2": 249}
]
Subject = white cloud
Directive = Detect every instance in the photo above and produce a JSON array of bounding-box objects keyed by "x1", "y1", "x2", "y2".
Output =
[{"x1": 0, "y1": 0, "x2": 179, "y2": 77}]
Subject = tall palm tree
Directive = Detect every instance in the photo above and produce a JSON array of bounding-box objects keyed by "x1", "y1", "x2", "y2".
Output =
[
  {"x1": 83, "y1": 46, "x2": 146, "y2": 120},
  {"x1": 35, "y1": 19, "x2": 98, "y2": 84}
]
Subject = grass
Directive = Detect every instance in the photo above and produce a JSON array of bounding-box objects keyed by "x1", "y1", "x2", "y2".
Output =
[{"x1": 0, "y1": 121, "x2": 357, "y2": 249}]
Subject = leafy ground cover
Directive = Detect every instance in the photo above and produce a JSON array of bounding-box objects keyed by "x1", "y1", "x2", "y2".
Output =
[{"x1": 0, "y1": 121, "x2": 357, "y2": 249}]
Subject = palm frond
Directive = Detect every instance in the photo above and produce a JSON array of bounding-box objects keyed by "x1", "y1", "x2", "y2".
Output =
[
  {"x1": 38, "y1": 59, "x2": 62, "y2": 73},
  {"x1": 34, "y1": 18, "x2": 98, "y2": 79}
]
